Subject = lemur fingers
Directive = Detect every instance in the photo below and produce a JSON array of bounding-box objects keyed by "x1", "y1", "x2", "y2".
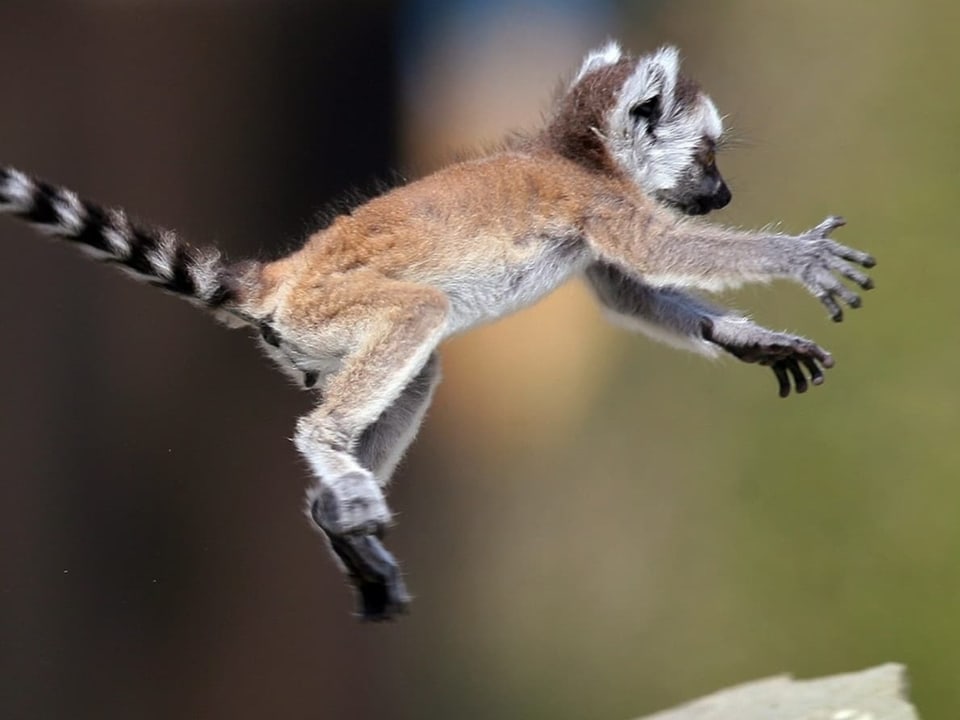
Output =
[
  {"x1": 705, "y1": 317, "x2": 834, "y2": 398},
  {"x1": 808, "y1": 269, "x2": 863, "y2": 322},
  {"x1": 797, "y1": 217, "x2": 876, "y2": 322},
  {"x1": 814, "y1": 216, "x2": 877, "y2": 269},
  {"x1": 828, "y1": 256, "x2": 874, "y2": 290},
  {"x1": 769, "y1": 354, "x2": 825, "y2": 398},
  {"x1": 798, "y1": 355, "x2": 826, "y2": 386},
  {"x1": 805, "y1": 216, "x2": 876, "y2": 270}
]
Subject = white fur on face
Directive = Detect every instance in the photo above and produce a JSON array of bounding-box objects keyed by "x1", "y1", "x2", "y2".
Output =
[
  {"x1": 571, "y1": 40, "x2": 622, "y2": 86},
  {"x1": 605, "y1": 46, "x2": 724, "y2": 194},
  {"x1": 702, "y1": 97, "x2": 723, "y2": 141}
]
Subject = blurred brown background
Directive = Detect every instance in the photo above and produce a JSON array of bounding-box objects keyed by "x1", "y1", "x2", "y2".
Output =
[{"x1": 0, "y1": 1, "x2": 957, "y2": 718}]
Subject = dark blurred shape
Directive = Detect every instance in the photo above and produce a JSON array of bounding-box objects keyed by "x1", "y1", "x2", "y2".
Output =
[{"x1": 0, "y1": 3, "x2": 400, "y2": 719}]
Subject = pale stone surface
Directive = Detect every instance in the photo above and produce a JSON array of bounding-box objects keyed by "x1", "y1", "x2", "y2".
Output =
[{"x1": 636, "y1": 665, "x2": 918, "y2": 720}]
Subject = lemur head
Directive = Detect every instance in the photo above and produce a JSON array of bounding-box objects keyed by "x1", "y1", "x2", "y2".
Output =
[{"x1": 545, "y1": 42, "x2": 731, "y2": 216}]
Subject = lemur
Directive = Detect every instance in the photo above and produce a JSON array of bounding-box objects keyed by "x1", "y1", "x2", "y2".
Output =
[{"x1": 0, "y1": 43, "x2": 875, "y2": 621}]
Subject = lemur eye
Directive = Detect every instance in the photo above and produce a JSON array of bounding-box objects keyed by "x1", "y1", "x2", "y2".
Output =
[{"x1": 629, "y1": 96, "x2": 660, "y2": 126}]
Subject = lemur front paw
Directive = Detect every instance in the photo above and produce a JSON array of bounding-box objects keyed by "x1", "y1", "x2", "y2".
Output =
[
  {"x1": 704, "y1": 319, "x2": 834, "y2": 398},
  {"x1": 310, "y1": 471, "x2": 391, "y2": 536},
  {"x1": 795, "y1": 216, "x2": 876, "y2": 322}
]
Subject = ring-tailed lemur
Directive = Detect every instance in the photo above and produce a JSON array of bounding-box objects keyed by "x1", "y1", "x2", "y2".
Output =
[
  {"x1": 530, "y1": 42, "x2": 860, "y2": 399},
  {"x1": 0, "y1": 42, "x2": 875, "y2": 620}
]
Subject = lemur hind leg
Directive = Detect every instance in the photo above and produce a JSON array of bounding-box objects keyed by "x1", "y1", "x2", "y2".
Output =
[
  {"x1": 357, "y1": 351, "x2": 441, "y2": 484},
  {"x1": 296, "y1": 291, "x2": 447, "y2": 537},
  {"x1": 322, "y1": 352, "x2": 442, "y2": 619},
  {"x1": 287, "y1": 277, "x2": 448, "y2": 618}
]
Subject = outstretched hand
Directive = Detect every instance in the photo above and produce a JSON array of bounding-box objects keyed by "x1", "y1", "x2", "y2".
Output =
[
  {"x1": 703, "y1": 317, "x2": 835, "y2": 398},
  {"x1": 796, "y1": 216, "x2": 876, "y2": 322}
]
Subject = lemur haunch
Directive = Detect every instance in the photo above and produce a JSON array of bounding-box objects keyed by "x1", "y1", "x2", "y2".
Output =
[{"x1": 0, "y1": 43, "x2": 875, "y2": 620}]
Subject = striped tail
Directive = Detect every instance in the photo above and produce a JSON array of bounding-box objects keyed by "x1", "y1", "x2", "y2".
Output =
[{"x1": 0, "y1": 166, "x2": 241, "y2": 311}]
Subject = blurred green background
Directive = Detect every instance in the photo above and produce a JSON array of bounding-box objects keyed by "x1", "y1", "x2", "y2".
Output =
[{"x1": 0, "y1": 1, "x2": 957, "y2": 718}]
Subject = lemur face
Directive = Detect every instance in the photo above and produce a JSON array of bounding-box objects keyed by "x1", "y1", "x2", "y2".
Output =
[
  {"x1": 654, "y1": 136, "x2": 731, "y2": 216},
  {"x1": 607, "y1": 46, "x2": 730, "y2": 216},
  {"x1": 562, "y1": 43, "x2": 731, "y2": 217}
]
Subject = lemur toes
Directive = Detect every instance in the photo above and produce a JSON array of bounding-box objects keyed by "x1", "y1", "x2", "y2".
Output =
[{"x1": 325, "y1": 531, "x2": 411, "y2": 621}]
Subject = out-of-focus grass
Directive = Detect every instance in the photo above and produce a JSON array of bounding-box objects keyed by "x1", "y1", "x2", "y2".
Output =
[{"x1": 400, "y1": 2, "x2": 960, "y2": 718}]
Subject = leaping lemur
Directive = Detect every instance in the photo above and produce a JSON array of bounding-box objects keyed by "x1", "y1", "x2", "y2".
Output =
[{"x1": 0, "y1": 42, "x2": 875, "y2": 620}]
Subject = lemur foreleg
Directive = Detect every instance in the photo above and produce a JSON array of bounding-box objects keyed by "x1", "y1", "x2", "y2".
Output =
[
  {"x1": 587, "y1": 215, "x2": 875, "y2": 323},
  {"x1": 585, "y1": 263, "x2": 834, "y2": 397}
]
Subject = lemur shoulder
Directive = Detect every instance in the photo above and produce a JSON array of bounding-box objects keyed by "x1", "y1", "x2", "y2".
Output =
[{"x1": 0, "y1": 42, "x2": 875, "y2": 620}]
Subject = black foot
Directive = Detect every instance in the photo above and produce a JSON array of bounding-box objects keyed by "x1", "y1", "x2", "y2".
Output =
[
  {"x1": 312, "y1": 498, "x2": 410, "y2": 620},
  {"x1": 326, "y1": 532, "x2": 411, "y2": 621}
]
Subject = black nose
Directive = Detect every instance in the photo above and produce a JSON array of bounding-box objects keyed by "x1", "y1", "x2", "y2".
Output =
[{"x1": 711, "y1": 179, "x2": 731, "y2": 210}]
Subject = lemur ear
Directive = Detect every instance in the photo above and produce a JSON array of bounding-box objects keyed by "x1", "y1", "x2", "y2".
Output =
[
  {"x1": 619, "y1": 46, "x2": 681, "y2": 116},
  {"x1": 643, "y1": 46, "x2": 681, "y2": 83},
  {"x1": 571, "y1": 40, "x2": 623, "y2": 85}
]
